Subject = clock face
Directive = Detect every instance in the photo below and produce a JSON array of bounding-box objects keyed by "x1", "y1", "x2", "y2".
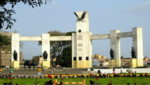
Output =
[{"x1": 78, "y1": 29, "x2": 81, "y2": 33}]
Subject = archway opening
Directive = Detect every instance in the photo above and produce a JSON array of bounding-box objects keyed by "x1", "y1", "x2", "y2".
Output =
[
  {"x1": 50, "y1": 41, "x2": 72, "y2": 68},
  {"x1": 92, "y1": 39, "x2": 110, "y2": 68},
  {"x1": 20, "y1": 41, "x2": 42, "y2": 68},
  {"x1": 120, "y1": 38, "x2": 132, "y2": 68}
]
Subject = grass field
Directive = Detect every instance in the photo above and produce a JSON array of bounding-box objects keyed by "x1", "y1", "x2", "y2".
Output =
[{"x1": 0, "y1": 77, "x2": 150, "y2": 85}]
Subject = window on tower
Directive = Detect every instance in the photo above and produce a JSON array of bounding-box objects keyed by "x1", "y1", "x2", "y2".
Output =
[
  {"x1": 78, "y1": 29, "x2": 81, "y2": 33},
  {"x1": 79, "y1": 57, "x2": 82, "y2": 60},
  {"x1": 86, "y1": 56, "x2": 89, "y2": 60},
  {"x1": 73, "y1": 57, "x2": 76, "y2": 61}
]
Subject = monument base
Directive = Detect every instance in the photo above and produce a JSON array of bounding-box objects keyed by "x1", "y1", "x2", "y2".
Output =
[
  {"x1": 12, "y1": 61, "x2": 20, "y2": 70},
  {"x1": 109, "y1": 59, "x2": 116, "y2": 68},
  {"x1": 130, "y1": 58, "x2": 137, "y2": 68},
  {"x1": 115, "y1": 59, "x2": 121, "y2": 67},
  {"x1": 76, "y1": 60, "x2": 92, "y2": 68},
  {"x1": 84, "y1": 60, "x2": 92, "y2": 68},
  {"x1": 42, "y1": 61, "x2": 50, "y2": 69},
  {"x1": 137, "y1": 59, "x2": 144, "y2": 67},
  {"x1": 72, "y1": 61, "x2": 77, "y2": 68}
]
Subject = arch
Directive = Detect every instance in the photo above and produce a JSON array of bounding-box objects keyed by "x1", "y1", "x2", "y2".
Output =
[{"x1": 11, "y1": 11, "x2": 144, "y2": 69}]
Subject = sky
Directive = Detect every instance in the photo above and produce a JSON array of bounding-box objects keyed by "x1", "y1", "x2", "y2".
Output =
[{"x1": 3, "y1": 0, "x2": 150, "y2": 59}]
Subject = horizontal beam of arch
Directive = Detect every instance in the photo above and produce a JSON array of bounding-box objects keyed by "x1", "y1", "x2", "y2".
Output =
[
  {"x1": 19, "y1": 32, "x2": 132, "y2": 41},
  {"x1": 50, "y1": 36, "x2": 71, "y2": 41},
  {"x1": 91, "y1": 34, "x2": 110, "y2": 40},
  {"x1": 19, "y1": 36, "x2": 72, "y2": 41},
  {"x1": 117, "y1": 32, "x2": 132, "y2": 38},
  {"x1": 20, "y1": 37, "x2": 41, "y2": 41},
  {"x1": 91, "y1": 32, "x2": 132, "y2": 40}
]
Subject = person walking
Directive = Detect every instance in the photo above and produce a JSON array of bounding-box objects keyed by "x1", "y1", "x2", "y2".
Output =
[
  {"x1": 10, "y1": 67, "x2": 13, "y2": 75},
  {"x1": 0, "y1": 67, "x2": 2, "y2": 74},
  {"x1": 98, "y1": 70, "x2": 101, "y2": 74},
  {"x1": 120, "y1": 67, "x2": 123, "y2": 73},
  {"x1": 51, "y1": 68, "x2": 55, "y2": 74},
  {"x1": 113, "y1": 67, "x2": 115, "y2": 74},
  {"x1": 37, "y1": 67, "x2": 42, "y2": 76}
]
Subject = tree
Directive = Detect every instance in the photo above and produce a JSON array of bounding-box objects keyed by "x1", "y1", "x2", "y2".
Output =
[
  {"x1": 121, "y1": 56, "x2": 124, "y2": 59},
  {"x1": 0, "y1": 0, "x2": 51, "y2": 29},
  {"x1": 0, "y1": 31, "x2": 23, "y2": 52},
  {"x1": 61, "y1": 46, "x2": 72, "y2": 67},
  {"x1": 0, "y1": 34, "x2": 11, "y2": 52}
]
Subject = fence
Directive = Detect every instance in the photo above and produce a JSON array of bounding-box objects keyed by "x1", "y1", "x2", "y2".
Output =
[{"x1": 54, "y1": 79, "x2": 85, "y2": 85}]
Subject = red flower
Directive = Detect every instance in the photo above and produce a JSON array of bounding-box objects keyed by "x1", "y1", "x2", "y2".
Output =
[
  {"x1": 145, "y1": 73, "x2": 148, "y2": 75},
  {"x1": 129, "y1": 72, "x2": 131, "y2": 74},
  {"x1": 9, "y1": 77, "x2": 13, "y2": 80},
  {"x1": 96, "y1": 78, "x2": 99, "y2": 80},
  {"x1": 113, "y1": 72, "x2": 116, "y2": 74},
  {"x1": 48, "y1": 74, "x2": 52, "y2": 78}
]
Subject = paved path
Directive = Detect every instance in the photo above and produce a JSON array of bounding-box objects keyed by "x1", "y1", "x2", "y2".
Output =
[{"x1": 1, "y1": 68, "x2": 89, "y2": 75}]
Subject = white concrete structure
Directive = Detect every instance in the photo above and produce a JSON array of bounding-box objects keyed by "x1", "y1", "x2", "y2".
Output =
[
  {"x1": 11, "y1": 33, "x2": 20, "y2": 69},
  {"x1": 132, "y1": 28, "x2": 144, "y2": 67},
  {"x1": 11, "y1": 11, "x2": 144, "y2": 69},
  {"x1": 11, "y1": 33, "x2": 52, "y2": 69},
  {"x1": 94, "y1": 68, "x2": 150, "y2": 73},
  {"x1": 11, "y1": 33, "x2": 20, "y2": 62},
  {"x1": 41, "y1": 34, "x2": 50, "y2": 68},
  {"x1": 110, "y1": 30, "x2": 121, "y2": 67},
  {"x1": 72, "y1": 11, "x2": 92, "y2": 68}
]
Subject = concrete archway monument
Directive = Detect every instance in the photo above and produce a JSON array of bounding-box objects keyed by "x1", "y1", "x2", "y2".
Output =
[{"x1": 11, "y1": 11, "x2": 144, "y2": 69}]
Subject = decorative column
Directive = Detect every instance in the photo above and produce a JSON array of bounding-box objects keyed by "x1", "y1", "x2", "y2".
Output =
[
  {"x1": 72, "y1": 33, "x2": 77, "y2": 68},
  {"x1": 11, "y1": 33, "x2": 20, "y2": 69},
  {"x1": 110, "y1": 30, "x2": 121, "y2": 67},
  {"x1": 42, "y1": 33, "x2": 50, "y2": 69},
  {"x1": 132, "y1": 27, "x2": 144, "y2": 67},
  {"x1": 74, "y1": 11, "x2": 92, "y2": 68}
]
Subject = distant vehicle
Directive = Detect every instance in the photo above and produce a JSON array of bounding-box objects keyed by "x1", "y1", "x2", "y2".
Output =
[
  {"x1": 5, "y1": 66, "x2": 10, "y2": 68},
  {"x1": 147, "y1": 61, "x2": 150, "y2": 65},
  {"x1": 24, "y1": 60, "x2": 38, "y2": 68}
]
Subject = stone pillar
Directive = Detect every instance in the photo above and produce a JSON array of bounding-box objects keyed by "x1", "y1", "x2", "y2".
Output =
[
  {"x1": 72, "y1": 33, "x2": 77, "y2": 68},
  {"x1": 89, "y1": 38, "x2": 92, "y2": 68},
  {"x1": 11, "y1": 33, "x2": 20, "y2": 69},
  {"x1": 132, "y1": 27, "x2": 144, "y2": 67},
  {"x1": 110, "y1": 30, "x2": 121, "y2": 67},
  {"x1": 42, "y1": 34, "x2": 50, "y2": 69},
  {"x1": 74, "y1": 11, "x2": 92, "y2": 68}
]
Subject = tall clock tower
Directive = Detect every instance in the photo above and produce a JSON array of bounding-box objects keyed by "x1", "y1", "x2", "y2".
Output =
[{"x1": 72, "y1": 11, "x2": 92, "y2": 68}]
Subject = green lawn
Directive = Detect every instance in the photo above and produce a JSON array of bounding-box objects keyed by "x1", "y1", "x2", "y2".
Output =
[{"x1": 0, "y1": 77, "x2": 150, "y2": 85}]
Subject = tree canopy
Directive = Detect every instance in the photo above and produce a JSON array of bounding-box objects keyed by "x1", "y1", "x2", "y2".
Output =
[
  {"x1": 61, "y1": 46, "x2": 72, "y2": 67},
  {"x1": 0, "y1": 0, "x2": 51, "y2": 29},
  {"x1": 0, "y1": 34, "x2": 11, "y2": 51}
]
